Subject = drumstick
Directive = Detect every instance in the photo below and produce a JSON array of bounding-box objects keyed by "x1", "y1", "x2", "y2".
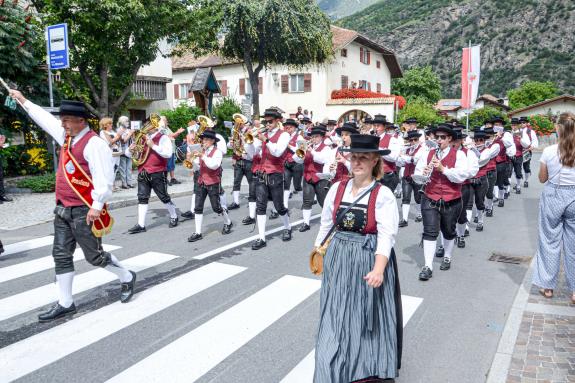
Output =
[{"x1": 0, "y1": 77, "x2": 25, "y2": 107}]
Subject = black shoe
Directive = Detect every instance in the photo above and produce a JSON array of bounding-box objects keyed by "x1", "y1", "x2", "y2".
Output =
[
  {"x1": 299, "y1": 223, "x2": 310, "y2": 232},
  {"x1": 312, "y1": 200, "x2": 318, "y2": 205},
  {"x1": 435, "y1": 246, "x2": 445, "y2": 257},
  {"x1": 252, "y1": 238, "x2": 267, "y2": 250},
  {"x1": 504, "y1": 192, "x2": 510, "y2": 199},
  {"x1": 440, "y1": 257, "x2": 451, "y2": 270},
  {"x1": 228, "y1": 202, "x2": 240, "y2": 210},
  {"x1": 38, "y1": 303, "x2": 77, "y2": 322},
  {"x1": 418, "y1": 266, "x2": 432, "y2": 281},
  {"x1": 222, "y1": 222, "x2": 233, "y2": 234},
  {"x1": 168, "y1": 179, "x2": 173, "y2": 186},
  {"x1": 120, "y1": 271, "x2": 137, "y2": 303},
  {"x1": 498, "y1": 200, "x2": 504, "y2": 208},
  {"x1": 282, "y1": 229, "x2": 292, "y2": 241},
  {"x1": 187, "y1": 233, "x2": 202, "y2": 242},
  {"x1": 473, "y1": 216, "x2": 478, "y2": 223},
  {"x1": 516, "y1": 189, "x2": 521, "y2": 194},
  {"x1": 398, "y1": 219, "x2": 408, "y2": 228},
  {"x1": 269, "y1": 211, "x2": 279, "y2": 219},
  {"x1": 457, "y1": 236, "x2": 465, "y2": 248},
  {"x1": 181, "y1": 211, "x2": 195, "y2": 219},
  {"x1": 394, "y1": 191, "x2": 402, "y2": 199},
  {"x1": 524, "y1": 181, "x2": 529, "y2": 188},
  {"x1": 486, "y1": 209, "x2": 493, "y2": 217},
  {"x1": 476, "y1": 223, "x2": 484, "y2": 232},
  {"x1": 128, "y1": 224, "x2": 146, "y2": 234},
  {"x1": 169, "y1": 217, "x2": 179, "y2": 228},
  {"x1": 292, "y1": 190, "x2": 300, "y2": 195},
  {"x1": 171, "y1": 178, "x2": 181, "y2": 185},
  {"x1": 289, "y1": 192, "x2": 293, "y2": 199},
  {"x1": 0, "y1": 195, "x2": 13, "y2": 202},
  {"x1": 464, "y1": 229, "x2": 470, "y2": 237},
  {"x1": 493, "y1": 197, "x2": 499, "y2": 203},
  {"x1": 415, "y1": 214, "x2": 423, "y2": 222},
  {"x1": 242, "y1": 216, "x2": 256, "y2": 225}
]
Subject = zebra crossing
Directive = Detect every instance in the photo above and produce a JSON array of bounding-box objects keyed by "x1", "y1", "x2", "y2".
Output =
[{"x1": 0, "y1": 235, "x2": 424, "y2": 382}]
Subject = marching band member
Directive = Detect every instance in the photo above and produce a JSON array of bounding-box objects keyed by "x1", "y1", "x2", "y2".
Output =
[
  {"x1": 373, "y1": 115, "x2": 401, "y2": 191},
  {"x1": 397, "y1": 129, "x2": 424, "y2": 227},
  {"x1": 181, "y1": 123, "x2": 199, "y2": 220},
  {"x1": 330, "y1": 122, "x2": 357, "y2": 184},
  {"x1": 283, "y1": 118, "x2": 304, "y2": 209},
  {"x1": 9, "y1": 90, "x2": 136, "y2": 322},
  {"x1": 482, "y1": 127, "x2": 499, "y2": 217},
  {"x1": 520, "y1": 116, "x2": 539, "y2": 188},
  {"x1": 493, "y1": 117, "x2": 516, "y2": 206},
  {"x1": 187, "y1": 130, "x2": 233, "y2": 242},
  {"x1": 252, "y1": 108, "x2": 292, "y2": 250},
  {"x1": 243, "y1": 129, "x2": 263, "y2": 226},
  {"x1": 414, "y1": 124, "x2": 468, "y2": 280},
  {"x1": 227, "y1": 114, "x2": 252, "y2": 210},
  {"x1": 128, "y1": 114, "x2": 180, "y2": 234},
  {"x1": 299, "y1": 124, "x2": 333, "y2": 232},
  {"x1": 470, "y1": 128, "x2": 498, "y2": 231},
  {"x1": 510, "y1": 118, "x2": 531, "y2": 194}
]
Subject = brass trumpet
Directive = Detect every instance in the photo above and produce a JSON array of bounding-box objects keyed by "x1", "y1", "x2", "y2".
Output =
[
  {"x1": 244, "y1": 127, "x2": 268, "y2": 144},
  {"x1": 295, "y1": 140, "x2": 308, "y2": 159}
]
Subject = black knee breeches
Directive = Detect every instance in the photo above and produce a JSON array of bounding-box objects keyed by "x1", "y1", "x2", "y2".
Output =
[
  {"x1": 495, "y1": 162, "x2": 509, "y2": 189},
  {"x1": 401, "y1": 177, "x2": 422, "y2": 205},
  {"x1": 512, "y1": 157, "x2": 523, "y2": 179},
  {"x1": 255, "y1": 173, "x2": 287, "y2": 215},
  {"x1": 302, "y1": 179, "x2": 330, "y2": 209},
  {"x1": 523, "y1": 157, "x2": 531, "y2": 175},
  {"x1": 486, "y1": 170, "x2": 496, "y2": 199},
  {"x1": 137, "y1": 171, "x2": 171, "y2": 204},
  {"x1": 195, "y1": 183, "x2": 223, "y2": 214},
  {"x1": 380, "y1": 171, "x2": 399, "y2": 192},
  {"x1": 470, "y1": 176, "x2": 488, "y2": 211},
  {"x1": 457, "y1": 184, "x2": 473, "y2": 224},
  {"x1": 284, "y1": 162, "x2": 303, "y2": 191},
  {"x1": 233, "y1": 160, "x2": 253, "y2": 191},
  {"x1": 421, "y1": 195, "x2": 462, "y2": 241}
]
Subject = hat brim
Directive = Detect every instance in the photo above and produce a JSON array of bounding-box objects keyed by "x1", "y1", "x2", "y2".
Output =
[
  {"x1": 199, "y1": 134, "x2": 220, "y2": 142},
  {"x1": 53, "y1": 110, "x2": 93, "y2": 119},
  {"x1": 340, "y1": 147, "x2": 391, "y2": 155},
  {"x1": 434, "y1": 126, "x2": 457, "y2": 138},
  {"x1": 336, "y1": 127, "x2": 358, "y2": 135},
  {"x1": 310, "y1": 129, "x2": 326, "y2": 136}
]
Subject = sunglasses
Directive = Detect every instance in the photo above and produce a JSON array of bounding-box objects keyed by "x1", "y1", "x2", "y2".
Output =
[
  {"x1": 264, "y1": 120, "x2": 274, "y2": 125},
  {"x1": 436, "y1": 135, "x2": 448, "y2": 140},
  {"x1": 408, "y1": 138, "x2": 419, "y2": 142}
]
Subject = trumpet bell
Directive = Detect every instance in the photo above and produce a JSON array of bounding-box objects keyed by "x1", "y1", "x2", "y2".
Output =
[
  {"x1": 197, "y1": 115, "x2": 215, "y2": 128},
  {"x1": 233, "y1": 113, "x2": 248, "y2": 125},
  {"x1": 244, "y1": 133, "x2": 254, "y2": 144}
]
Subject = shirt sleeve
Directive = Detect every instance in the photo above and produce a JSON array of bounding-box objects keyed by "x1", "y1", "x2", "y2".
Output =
[
  {"x1": 382, "y1": 136, "x2": 401, "y2": 162},
  {"x1": 22, "y1": 100, "x2": 66, "y2": 146},
  {"x1": 84, "y1": 136, "x2": 114, "y2": 210},
  {"x1": 375, "y1": 186, "x2": 399, "y2": 259},
  {"x1": 530, "y1": 130, "x2": 539, "y2": 149},
  {"x1": 503, "y1": 133, "x2": 517, "y2": 157},
  {"x1": 312, "y1": 146, "x2": 333, "y2": 165},
  {"x1": 466, "y1": 149, "x2": 479, "y2": 178},
  {"x1": 314, "y1": 182, "x2": 338, "y2": 247},
  {"x1": 414, "y1": 148, "x2": 430, "y2": 176},
  {"x1": 396, "y1": 153, "x2": 411, "y2": 167},
  {"x1": 202, "y1": 148, "x2": 223, "y2": 170},
  {"x1": 487, "y1": 144, "x2": 500, "y2": 159},
  {"x1": 442, "y1": 150, "x2": 469, "y2": 183},
  {"x1": 266, "y1": 131, "x2": 290, "y2": 157},
  {"x1": 152, "y1": 135, "x2": 173, "y2": 159},
  {"x1": 216, "y1": 135, "x2": 227, "y2": 154}
]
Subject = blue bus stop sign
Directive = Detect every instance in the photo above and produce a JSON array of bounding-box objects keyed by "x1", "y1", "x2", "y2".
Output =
[{"x1": 46, "y1": 23, "x2": 69, "y2": 70}]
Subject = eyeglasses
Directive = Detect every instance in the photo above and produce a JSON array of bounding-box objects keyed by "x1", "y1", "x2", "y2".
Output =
[
  {"x1": 436, "y1": 135, "x2": 448, "y2": 140},
  {"x1": 408, "y1": 138, "x2": 419, "y2": 142},
  {"x1": 265, "y1": 120, "x2": 274, "y2": 125}
]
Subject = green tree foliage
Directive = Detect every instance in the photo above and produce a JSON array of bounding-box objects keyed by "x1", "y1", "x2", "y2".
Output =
[
  {"x1": 212, "y1": 97, "x2": 241, "y2": 139},
  {"x1": 32, "y1": 0, "x2": 196, "y2": 119},
  {"x1": 392, "y1": 66, "x2": 442, "y2": 104},
  {"x1": 159, "y1": 104, "x2": 202, "y2": 143},
  {"x1": 0, "y1": 2, "x2": 36, "y2": 82},
  {"x1": 507, "y1": 81, "x2": 558, "y2": 110},
  {"x1": 397, "y1": 97, "x2": 444, "y2": 126},
  {"x1": 185, "y1": 0, "x2": 333, "y2": 117},
  {"x1": 466, "y1": 106, "x2": 508, "y2": 129}
]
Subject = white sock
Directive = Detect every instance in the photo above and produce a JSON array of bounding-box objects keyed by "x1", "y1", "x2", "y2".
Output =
[
  {"x1": 302, "y1": 209, "x2": 312, "y2": 225},
  {"x1": 56, "y1": 272, "x2": 75, "y2": 308},
  {"x1": 477, "y1": 210, "x2": 484, "y2": 223},
  {"x1": 444, "y1": 238, "x2": 455, "y2": 259},
  {"x1": 416, "y1": 204, "x2": 421, "y2": 216},
  {"x1": 271, "y1": 207, "x2": 277, "y2": 214},
  {"x1": 220, "y1": 193, "x2": 227, "y2": 209},
  {"x1": 525, "y1": 172, "x2": 530, "y2": 181},
  {"x1": 486, "y1": 198, "x2": 493, "y2": 210},
  {"x1": 191, "y1": 194, "x2": 196, "y2": 212},
  {"x1": 498, "y1": 189, "x2": 505, "y2": 199},
  {"x1": 165, "y1": 202, "x2": 177, "y2": 219},
  {"x1": 222, "y1": 210, "x2": 232, "y2": 225},
  {"x1": 257, "y1": 215, "x2": 266, "y2": 241},
  {"x1": 281, "y1": 213, "x2": 291, "y2": 230},
  {"x1": 472, "y1": 205, "x2": 477, "y2": 218},
  {"x1": 137, "y1": 204, "x2": 148, "y2": 227},
  {"x1": 283, "y1": 190, "x2": 290, "y2": 210},
  {"x1": 438, "y1": 233, "x2": 444, "y2": 247},
  {"x1": 456, "y1": 223, "x2": 466, "y2": 237},
  {"x1": 248, "y1": 202, "x2": 256, "y2": 218},
  {"x1": 195, "y1": 213, "x2": 203, "y2": 234},
  {"x1": 515, "y1": 177, "x2": 521, "y2": 187},
  {"x1": 423, "y1": 240, "x2": 436, "y2": 270},
  {"x1": 106, "y1": 254, "x2": 133, "y2": 283},
  {"x1": 466, "y1": 209, "x2": 472, "y2": 223},
  {"x1": 401, "y1": 204, "x2": 410, "y2": 221},
  {"x1": 233, "y1": 190, "x2": 240, "y2": 205},
  {"x1": 506, "y1": 184, "x2": 511, "y2": 193}
]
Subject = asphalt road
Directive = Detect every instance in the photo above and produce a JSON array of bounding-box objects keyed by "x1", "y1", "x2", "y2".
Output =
[{"x1": 0, "y1": 158, "x2": 541, "y2": 383}]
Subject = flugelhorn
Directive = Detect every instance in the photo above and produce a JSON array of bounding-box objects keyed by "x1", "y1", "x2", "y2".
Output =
[{"x1": 131, "y1": 113, "x2": 161, "y2": 167}]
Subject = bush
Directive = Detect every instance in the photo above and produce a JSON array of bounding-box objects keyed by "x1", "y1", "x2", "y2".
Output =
[
  {"x1": 16, "y1": 173, "x2": 56, "y2": 193},
  {"x1": 212, "y1": 97, "x2": 242, "y2": 139},
  {"x1": 1, "y1": 144, "x2": 51, "y2": 176},
  {"x1": 159, "y1": 104, "x2": 203, "y2": 133},
  {"x1": 466, "y1": 106, "x2": 509, "y2": 129},
  {"x1": 397, "y1": 97, "x2": 444, "y2": 126},
  {"x1": 528, "y1": 115, "x2": 554, "y2": 136}
]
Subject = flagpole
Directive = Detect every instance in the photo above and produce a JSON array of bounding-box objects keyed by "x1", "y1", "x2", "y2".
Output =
[{"x1": 466, "y1": 40, "x2": 471, "y2": 134}]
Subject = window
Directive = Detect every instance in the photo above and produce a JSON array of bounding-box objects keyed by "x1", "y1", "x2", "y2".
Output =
[
  {"x1": 179, "y1": 84, "x2": 189, "y2": 99},
  {"x1": 359, "y1": 47, "x2": 370, "y2": 65},
  {"x1": 376, "y1": 83, "x2": 381, "y2": 93},
  {"x1": 289, "y1": 74, "x2": 305, "y2": 93},
  {"x1": 376, "y1": 60, "x2": 381, "y2": 69},
  {"x1": 217, "y1": 80, "x2": 228, "y2": 96},
  {"x1": 341, "y1": 75, "x2": 349, "y2": 89},
  {"x1": 341, "y1": 48, "x2": 347, "y2": 57},
  {"x1": 358, "y1": 80, "x2": 368, "y2": 90}
]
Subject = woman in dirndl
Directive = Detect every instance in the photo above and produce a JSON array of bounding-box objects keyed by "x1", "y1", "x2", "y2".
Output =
[{"x1": 313, "y1": 134, "x2": 403, "y2": 383}]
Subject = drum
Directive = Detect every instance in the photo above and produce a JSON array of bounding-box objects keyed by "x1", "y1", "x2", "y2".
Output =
[{"x1": 522, "y1": 150, "x2": 532, "y2": 163}]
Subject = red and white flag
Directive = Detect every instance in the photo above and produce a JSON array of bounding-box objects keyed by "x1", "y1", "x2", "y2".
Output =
[{"x1": 461, "y1": 45, "x2": 480, "y2": 109}]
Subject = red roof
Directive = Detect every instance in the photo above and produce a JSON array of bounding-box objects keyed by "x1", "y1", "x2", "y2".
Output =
[{"x1": 509, "y1": 94, "x2": 575, "y2": 116}]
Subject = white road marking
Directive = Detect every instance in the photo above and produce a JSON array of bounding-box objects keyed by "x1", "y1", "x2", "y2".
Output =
[{"x1": 1, "y1": 236, "x2": 54, "y2": 256}]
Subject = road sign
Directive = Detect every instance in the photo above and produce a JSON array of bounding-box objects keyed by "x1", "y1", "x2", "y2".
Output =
[{"x1": 46, "y1": 23, "x2": 69, "y2": 70}]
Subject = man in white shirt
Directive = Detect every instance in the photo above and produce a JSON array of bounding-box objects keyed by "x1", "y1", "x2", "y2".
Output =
[
  {"x1": 519, "y1": 116, "x2": 539, "y2": 187},
  {"x1": 9, "y1": 89, "x2": 136, "y2": 322},
  {"x1": 492, "y1": 117, "x2": 516, "y2": 205},
  {"x1": 374, "y1": 114, "x2": 401, "y2": 191}
]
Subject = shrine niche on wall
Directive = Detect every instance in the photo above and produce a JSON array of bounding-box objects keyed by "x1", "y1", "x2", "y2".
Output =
[{"x1": 189, "y1": 67, "x2": 221, "y2": 117}]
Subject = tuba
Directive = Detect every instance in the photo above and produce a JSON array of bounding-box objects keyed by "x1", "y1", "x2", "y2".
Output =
[
  {"x1": 232, "y1": 113, "x2": 247, "y2": 157},
  {"x1": 195, "y1": 115, "x2": 214, "y2": 144},
  {"x1": 131, "y1": 113, "x2": 161, "y2": 167}
]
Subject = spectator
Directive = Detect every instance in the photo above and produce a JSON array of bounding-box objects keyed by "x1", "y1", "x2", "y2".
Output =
[
  {"x1": 0, "y1": 132, "x2": 13, "y2": 203},
  {"x1": 117, "y1": 116, "x2": 135, "y2": 189},
  {"x1": 99, "y1": 117, "x2": 123, "y2": 191},
  {"x1": 534, "y1": 112, "x2": 575, "y2": 304},
  {"x1": 159, "y1": 115, "x2": 185, "y2": 185}
]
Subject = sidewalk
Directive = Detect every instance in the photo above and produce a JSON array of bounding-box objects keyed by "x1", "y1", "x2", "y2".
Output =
[
  {"x1": 0, "y1": 158, "x2": 237, "y2": 231},
  {"x1": 488, "y1": 260, "x2": 575, "y2": 383}
]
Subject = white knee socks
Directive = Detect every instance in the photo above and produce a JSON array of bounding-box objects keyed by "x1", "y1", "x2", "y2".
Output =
[
  {"x1": 444, "y1": 238, "x2": 455, "y2": 260},
  {"x1": 220, "y1": 194, "x2": 227, "y2": 209},
  {"x1": 438, "y1": 233, "x2": 444, "y2": 247},
  {"x1": 248, "y1": 202, "x2": 256, "y2": 219},
  {"x1": 466, "y1": 209, "x2": 472, "y2": 223},
  {"x1": 283, "y1": 190, "x2": 290, "y2": 210},
  {"x1": 165, "y1": 202, "x2": 177, "y2": 219},
  {"x1": 56, "y1": 272, "x2": 75, "y2": 308},
  {"x1": 486, "y1": 198, "x2": 493, "y2": 210},
  {"x1": 401, "y1": 204, "x2": 410, "y2": 221},
  {"x1": 233, "y1": 190, "x2": 240, "y2": 205},
  {"x1": 456, "y1": 223, "x2": 467, "y2": 237},
  {"x1": 222, "y1": 210, "x2": 232, "y2": 225},
  {"x1": 281, "y1": 213, "x2": 291, "y2": 230},
  {"x1": 191, "y1": 194, "x2": 196, "y2": 212},
  {"x1": 137, "y1": 204, "x2": 148, "y2": 227},
  {"x1": 257, "y1": 215, "x2": 266, "y2": 241},
  {"x1": 423, "y1": 240, "x2": 436, "y2": 270},
  {"x1": 302, "y1": 209, "x2": 312, "y2": 225},
  {"x1": 498, "y1": 188, "x2": 505, "y2": 199},
  {"x1": 106, "y1": 254, "x2": 133, "y2": 283},
  {"x1": 477, "y1": 209, "x2": 484, "y2": 223},
  {"x1": 525, "y1": 172, "x2": 530, "y2": 181},
  {"x1": 515, "y1": 176, "x2": 521, "y2": 188},
  {"x1": 195, "y1": 213, "x2": 203, "y2": 234}
]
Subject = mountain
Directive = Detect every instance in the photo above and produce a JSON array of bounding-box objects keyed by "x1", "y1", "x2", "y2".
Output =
[
  {"x1": 317, "y1": 0, "x2": 380, "y2": 18},
  {"x1": 336, "y1": 0, "x2": 575, "y2": 99}
]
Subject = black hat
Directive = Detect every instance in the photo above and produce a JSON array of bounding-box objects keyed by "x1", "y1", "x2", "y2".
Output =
[
  {"x1": 491, "y1": 116, "x2": 505, "y2": 124},
  {"x1": 510, "y1": 117, "x2": 521, "y2": 125},
  {"x1": 405, "y1": 130, "x2": 422, "y2": 140},
  {"x1": 327, "y1": 119, "x2": 337, "y2": 126},
  {"x1": 310, "y1": 124, "x2": 327, "y2": 136},
  {"x1": 263, "y1": 108, "x2": 282, "y2": 119},
  {"x1": 199, "y1": 129, "x2": 220, "y2": 142},
  {"x1": 284, "y1": 118, "x2": 298, "y2": 127},
  {"x1": 364, "y1": 117, "x2": 373, "y2": 124},
  {"x1": 482, "y1": 127, "x2": 495, "y2": 136},
  {"x1": 54, "y1": 100, "x2": 92, "y2": 119},
  {"x1": 519, "y1": 116, "x2": 529, "y2": 123},
  {"x1": 372, "y1": 114, "x2": 387, "y2": 124},
  {"x1": 384, "y1": 121, "x2": 395, "y2": 128},
  {"x1": 340, "y1": 134, "x2": 391, "y2": 155},
  {"x1": 301, "y1": 116, "x2": 312, "y2": 124},
  {"x1": 336, "y1": 122, "x2": 358, "y2": 135},
  {"x1": 405, "y1": 117, "x2": 418, "y2": 124},
  {"x1": 435, "y1": 124, "x2": 457, "y2": 139},
  {"x1": 473, "y1": 129, "x2": 487, "y2": 139}
]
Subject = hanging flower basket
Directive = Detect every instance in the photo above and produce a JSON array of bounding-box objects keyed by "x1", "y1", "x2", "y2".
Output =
[{"x1": 330, "y1": 90, "x2": 406, "y2": 109}]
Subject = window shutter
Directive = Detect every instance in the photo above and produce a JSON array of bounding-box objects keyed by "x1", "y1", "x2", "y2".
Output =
[
  {"x1": 281, "y1": 75, "x2": 289, "y2": 93},
  {"x1": 367, "y1": 51, "x2": 371, "y2": 65},
  {"x1": 377, "y1": 60, "x2": 381, "y2": 69},
  {"x1": 377, "y1": 83, "x2": 381, "y2": 93},
  {"x1": 304, "y1": 73, "x2": 312, "y2": 92},
  {"x1": 368, "y1": 82, "x2": 371, "y2": 91},
  {"x1": 173, "y1": 84, "x2": 179, "y2": 99},
  {"x1": 221, "y1": 80, "x2": 228, "y2": 96},
  {"x1": 341, "y1": 75, "x2": 348, "y2": 89},
  {"x1": 360, "y1": 47, "x2": 364, "y2": 63},
  {"x1": 258, "y1": 77, "x2": 263, "y2": 94},
  {"x1": 239, "y1": 78, "x2": 245, "y2": 95}
]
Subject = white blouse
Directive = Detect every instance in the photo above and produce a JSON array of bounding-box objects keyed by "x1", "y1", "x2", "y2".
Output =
[{"x1": 314, "y1": 179, "x2": 399, "y2": 259}]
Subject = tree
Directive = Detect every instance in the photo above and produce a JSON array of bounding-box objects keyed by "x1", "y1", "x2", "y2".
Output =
[
  {"x1": 397, "y1": 97, "x2": 444, "y2": 126},
  {"x1": 184, "y1": 0, "x2": 333, "y2": 118},
  {"x1": 507, "y1": 81, "x2": 558, "y2": 110},
  {"x1": 212, "y1": 97, "x2": 241, "y2": 138},
  {"x1": 32, "y1": 0, "x2": 196, "y2": 119},
  {"x1": 392, "y1": 66, "x2": 442, "y2": 104},
  {"x1": 466, "y1": 106, "x2": 508, "y2": 129}
]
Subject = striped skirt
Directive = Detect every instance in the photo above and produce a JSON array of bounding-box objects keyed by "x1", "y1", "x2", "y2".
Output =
[{"x1": 314, "y1": 231, "x2": 403, "y2": 383}]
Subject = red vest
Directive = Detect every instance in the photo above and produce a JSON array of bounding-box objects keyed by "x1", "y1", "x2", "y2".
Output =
[
  {"x1": 425, "y1": 148, "x2": 462, "y2": 202},
  {"x1": 252, "y1": 153, "x2": 261, "y2": 174},
  {"x1": 304, "y1": 142, "x2": 327, "y2": 183},
  {"x1": 198, "y1": 146, "x2": 221, "y2": 186},
  {"x1": 56, "y1": 130, "x2": 97, "y2": 207},
  {"x1": 285, "y1": 133, "x2": 299, "y2": 163},
  {"x1": 379, "y1": 134, "x2": 396, "y2": 173},
  {"x1": 513, "y1": 135, "x2": 523, "y2": 157},
  {"x1": 139, "y1": 133, "x2": 168, "y2": 173},
  {"x1": 332, "y1": 179, "x2": 380, "y2": 234},
  {"x1": 475, "y1": 147, "x2": 490, "y2": 178},
  {"x1": 494, "y1": 138, "x2": 508, "y2": 164},
  {"x1": 483, "y1": 145, "x2": 497, "y2": 173},
  {"x1": 403, "y1": 145, "x2": 421, "y2": 178},
  {"x1": 260, "y1": 129, "x2": 286, "y2": 174},
  {"x1": 332, "y1": 153, "x2": 351, "y2": 184}
]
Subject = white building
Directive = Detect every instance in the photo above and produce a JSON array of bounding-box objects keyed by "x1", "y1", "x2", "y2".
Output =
[
  {"x1": 435, "y1": 94, "x2": 510, "y2": 120},
  {"x1": 171, "y1": 26, "x2": 403, "y2": 122},
  {"x1": 509, "y1": 95, "x2": 575, "y2": 119}
]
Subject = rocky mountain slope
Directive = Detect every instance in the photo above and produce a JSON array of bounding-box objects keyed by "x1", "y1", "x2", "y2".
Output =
[{"x1": 317, "y1": 0, "x2": 380, "y2": 19}]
